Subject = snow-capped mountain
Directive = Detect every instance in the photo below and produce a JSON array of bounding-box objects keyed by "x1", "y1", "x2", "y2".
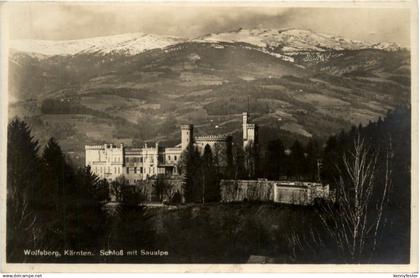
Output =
[
  {"x1": 9, "y1": 28, "x2": 409, "y2": 166},
  {"x1": 11, "y1": 33, "x2": 186, "y2": 57},
  {"x1": 11, "y1": 28, "x2": 403, "y2": 60},
  {"x1": 199, "y1": 28, "x2": 402, "y2": 53},
  {"x1": 370, "y1": 42, "x2": 402, "y2": 51}
]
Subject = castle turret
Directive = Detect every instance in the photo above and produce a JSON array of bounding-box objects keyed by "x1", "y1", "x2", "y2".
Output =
[
  {"x1": 243, "y1": 112, "x2": 248, "y2": 142},
  {"x1": 181, "y1": 124, "x2": 194, "y2": 151},
  {"x1": 242, "y1": 112, "x2": 258, "y2": 148},
  {"x1": 245, "y1": 124, "x2": 257, "y2": 147}
]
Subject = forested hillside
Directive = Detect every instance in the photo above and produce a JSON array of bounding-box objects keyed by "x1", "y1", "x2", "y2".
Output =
[
  {"x1": 7, "y1": 106, "x2": 410, "y2": 263},
  {"x1": 9, "y1": 30, "x2": 410, "y2": 166}
]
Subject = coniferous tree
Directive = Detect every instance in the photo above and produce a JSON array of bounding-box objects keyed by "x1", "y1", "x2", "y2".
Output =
[
  {"x1": 224, "y1": 139, "x2": 234, "y2": 179},
  {"x1": 72, "y1": 166, "x2": 107, "y2": 251},
  {"x1": 201, "y1": 145, "x2": 219, "y2": 202},
  {"x1": 7, "y1": 118, "x2": 41, "y2": 262},
  {"x1": 290, "y1": 140, "x2": 306, "y2": 180},
  {"x1": 244, "y1": 141, "x2": 258, "y2": 179},
  {"x1": 40, "y1": 138, "x2": 106, "y2": 254},
  {"x1": 39, "y1": 138, "x2": 69, "y2": 250},
  {"x1": 321, "y1": 136, "x2": 340, "y2": 183},
  {"x1": 305, "y1": 139, "x2": 321, "y2": 181},
  {"x1": 232, "y1": 145, "x2": 246, "y2": 180},
  {"x1": 178, "y1": 146, "x2": 201, "y2": 203},
  {"x1": 264, "y1": 139, "x2": 286, "y2": 180},
  {"x1": 8, "y1": 120, "x2": 107, "y2": 262}
]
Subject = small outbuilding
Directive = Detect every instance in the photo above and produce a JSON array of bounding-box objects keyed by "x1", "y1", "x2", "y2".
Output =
[{"x1": 220, "y1": 179, "x2": 335, "y2": 206}]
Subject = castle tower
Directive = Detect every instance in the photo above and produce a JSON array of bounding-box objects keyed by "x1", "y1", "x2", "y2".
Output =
[
  {"x1": 243, "y1": 112, "x2": 248, "y2": 143},
  {"x1": 243, "y1": 112, "x2": 258, "y2": 148},
  {"x1": 245, "y1": 124, "x2": 257, "y2": 147},
  {"x1": 181, "y1": 124, "x2": 194, "y2": 151},
  {"x1": 242, "y1": 112, "x2": 259, "y2": 178}
]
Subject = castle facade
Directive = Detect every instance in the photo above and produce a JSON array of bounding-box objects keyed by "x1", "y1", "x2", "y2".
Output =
[{"x1": 85, "y1": 112, "x2": 257, "y2": 184}]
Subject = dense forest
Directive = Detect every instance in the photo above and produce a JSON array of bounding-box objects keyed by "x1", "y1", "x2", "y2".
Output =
[{"x1": 7, "y1": 106, "x2": 411, "y2": 263}]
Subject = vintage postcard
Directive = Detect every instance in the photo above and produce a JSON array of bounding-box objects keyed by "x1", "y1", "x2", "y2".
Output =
[{"x1": 0, "y1": 0, "x2": 418, "y2": 273}]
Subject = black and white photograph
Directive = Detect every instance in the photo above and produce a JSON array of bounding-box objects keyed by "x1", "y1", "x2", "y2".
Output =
[{"x1": 1, "y1": 1, "x2": 417, "y2": 272}]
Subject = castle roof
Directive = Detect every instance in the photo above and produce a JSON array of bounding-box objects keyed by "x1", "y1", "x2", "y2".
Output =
[{"x1": 195, "y1": 135, "x2": 231, "y2": 142}]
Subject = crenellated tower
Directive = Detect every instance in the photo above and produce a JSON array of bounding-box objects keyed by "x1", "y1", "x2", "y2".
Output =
[
  {"x1": 242, "y1": 112, "x2": 248, "y2": 144},
  {"x1": 242, "y1": 112, "x2": 258, "y2": 149},
  {"x1": 181, "y1": 124, "x2": 194, "y2": 151}
]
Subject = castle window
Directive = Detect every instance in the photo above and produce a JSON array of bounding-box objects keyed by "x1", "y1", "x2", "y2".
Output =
[
  {"x1": 140, "y1": 157, "x2": 143, "y2": 163},
  {"x1": 126, "y1": 168, "x2": 129, "y2": 174},
  {"x1": 125, "y1": 157, "x2": 129, "y2": 163},
  {"x1": 174, "y1": 155, "x2": 177, "y2": 161},
  {"x1": 168, "y1": 155, "x2": 171, "y2": 161},
  {"x1": 134, "y1": 167, "x2": 137, "y2": 174},
  {"x1": 118, "y1": 168, "x2": 120, "y2": 174},
  {"x1": 140, "y1": 167, "x2": 143, "y2": 173}
]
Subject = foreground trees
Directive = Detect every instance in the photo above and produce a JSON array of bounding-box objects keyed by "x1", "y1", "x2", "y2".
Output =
[
  {"x1": 178, "y1": 144, "x2": 220, "y2": 203},
  {"x1": 319, "y1": 136, "x2": 392, "y2": 262},
  {"x1": 258, "y1": 138, "x2": 321, "y2": 181},
  {"x1": 7, "y1": 106, "x2": 410, "y2": 263},
  {"x1": 178, "y1": 145, "x2": 201, "y2": 203},
  {"x1": 317, "y1": 106, "x2": 410, "y2": 263},
  {"x1": 7, "y1": 118, "x2": 106, "y2": 262},
  {"x1": 7, "y1": 119, "x2": 41, "y2": 261}
]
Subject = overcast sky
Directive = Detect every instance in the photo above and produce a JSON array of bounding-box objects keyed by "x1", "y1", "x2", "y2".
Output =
[{"x1": 5, "y1": 3, "x2": 411, "y2": 46}]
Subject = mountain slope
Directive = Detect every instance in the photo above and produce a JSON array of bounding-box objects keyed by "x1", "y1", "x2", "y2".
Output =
[
  {"x1": 11, "y1": 33, "x2": 185, "y2": 57},
  {"x1": 200, "y1": 28, "x2": 403, "y2": 53},
  {"x1": 8, "y1": 30, "x2": 410, "y2": 166}
]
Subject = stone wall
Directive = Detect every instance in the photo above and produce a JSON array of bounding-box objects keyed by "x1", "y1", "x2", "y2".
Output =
[
  {"x1": 220, "y1": 179, "x2": 335, "y2": 205},
  {"x1": 220, "y1": 179, "x2": 274, "y2": 202},
  {"x1": 273, "y1": 185, "x2": 310, "y2": 205}
]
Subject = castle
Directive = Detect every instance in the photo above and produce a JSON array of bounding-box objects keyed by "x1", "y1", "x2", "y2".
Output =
[{"x1": 85, "y1": 112, "x2": 257, "y2": 184}]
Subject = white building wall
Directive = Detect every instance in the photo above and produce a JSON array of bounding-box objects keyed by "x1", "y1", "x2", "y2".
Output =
[
  {"x1": 141, "y1": 146, "x2": 159, "y2": 180},
  {"x1": 85, "y1": 144, "x2": 124, "y2": 182},
  {"x1": 247, "y1": 127, "x2": 255, "y2": 144},
  {"x1": 165, "y1": 148, "x2": 182, "y2": 165},
  {"x1": 86, "y1": 112, "x2": 249, "y2": 184}
]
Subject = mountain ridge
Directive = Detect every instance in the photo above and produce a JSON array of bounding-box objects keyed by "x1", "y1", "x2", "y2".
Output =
[
  {"x1": 198, "y1": 28, "x2": 403, "y2": 52},
  {"x1": 10, "y1": 32, "x2": 186, "y2": 57},
  {"x1": 8, "y1": 29, "x2": 410, "y2": 166},
  {"x1": 10, "y1": 28, "x2": 404, "y2": 58}
]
